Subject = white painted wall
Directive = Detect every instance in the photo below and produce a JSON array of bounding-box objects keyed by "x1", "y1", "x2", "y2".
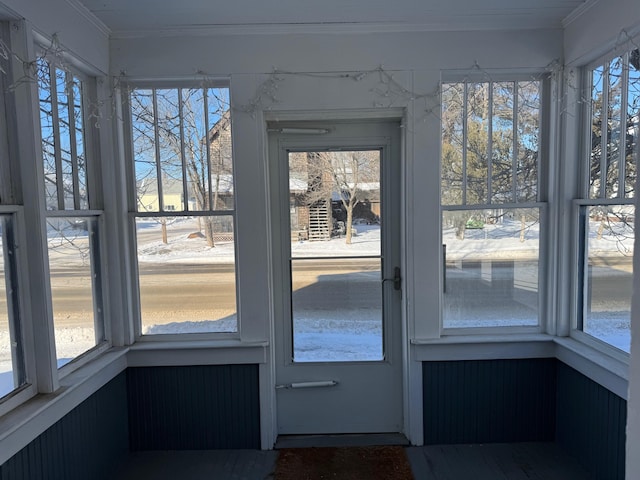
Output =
[
  {"x1": 564, "y1": 0, "x2": 640, "y2": 66},
  {"x1": 111, "y1": 28, "x2": 563, "y2": 346},
  {"x1": 111, "y1": 29, "x2": 561, "y2": 76},
  {"x1": 110, "y1": 29, "x2": 562, "y2": 446},
  {"x1": 0, "y1": 0, "x2": 109, "y2": 74}
]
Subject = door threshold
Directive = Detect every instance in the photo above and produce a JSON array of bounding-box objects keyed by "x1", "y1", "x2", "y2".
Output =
[{"x1": 275, "y1": 433, "x2": 409, "y2": 449}]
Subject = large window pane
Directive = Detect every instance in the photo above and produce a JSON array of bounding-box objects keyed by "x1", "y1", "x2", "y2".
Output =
[
  {"x1": 0, "y1": 215, "x2": 25, "y2": 397},
  {"x1": 590, "y1": 51, "x2": 639, "y2": 201},
  {"x1": 136, "y1": 215, "x2": 237, "y2": 334},
  {"x1": 130, "y1": 85, "x2": 237, "y2": 337},
  {"x1": 581, "y1": 48, "x2": 638, "y2": 352},
  {"x1": 583, "y1": 205, "x2": 633, "y2": 352},
  {"x1": 130, "y1": 87, "x2": 233, "y2": 214},
  {"x1": 443, "y1": 208, "x2": 540, "y2": 328},
  {"x1": 47, "y1": 217, "x2": 102, "y2": 367},
  {"x1": 38, "y1": 55, "x2": 104, "y2": 366},
  {"x1": 442, "y1": 79, "x2": 541, "y2": 208},
  {"x1": 37, "y1": 59, "x2": 89, "y2": 212}
]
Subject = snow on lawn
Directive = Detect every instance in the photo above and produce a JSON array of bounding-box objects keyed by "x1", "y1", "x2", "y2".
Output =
[
  {"x1": 293, "y1": 311, "x2": 383, "y2": 362},
  {"x1": 135, "y1": 218, "x2": 382, "y2": 264},
  {"x1": 0, "y1": 327, "x2": 100, "y2": 396}
]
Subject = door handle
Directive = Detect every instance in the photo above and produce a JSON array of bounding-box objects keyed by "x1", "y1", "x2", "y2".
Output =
[
  {"x1": 276, "y1": 380, "x2": 339, "y2": 390},
  {"x1": 383, "y1": 266, "x2": 401, "y2": 291}
]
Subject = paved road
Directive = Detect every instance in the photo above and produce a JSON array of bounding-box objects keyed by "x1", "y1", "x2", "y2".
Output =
[{"x1": 0, "y1": 258, "x2": 632, "y2": 328}]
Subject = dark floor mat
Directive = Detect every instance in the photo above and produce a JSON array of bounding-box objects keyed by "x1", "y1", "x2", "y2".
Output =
[{"x1": 275, "y1": 445, "x2": 414, "y2": 480}]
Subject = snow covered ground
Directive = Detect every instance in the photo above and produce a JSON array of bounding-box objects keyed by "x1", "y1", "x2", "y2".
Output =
[{"x1": 0, "y1": 216, "x2": 634, "y2": 396}]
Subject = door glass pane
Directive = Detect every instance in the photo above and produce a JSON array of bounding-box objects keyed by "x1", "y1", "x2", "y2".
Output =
[{"x1": 288, "y1": 151, "x2": 383, "y2": 362}]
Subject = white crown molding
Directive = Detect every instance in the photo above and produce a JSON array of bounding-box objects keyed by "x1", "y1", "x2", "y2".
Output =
[
  {"x1": 562, "y1": 0, "x2": 599, "y2": 28},
  {"x1": 110, "y1": 16, "x2": 564, "y2": 40},
  {"x1": 64, "y1": 0, "x2": 111, "y2": 37}
]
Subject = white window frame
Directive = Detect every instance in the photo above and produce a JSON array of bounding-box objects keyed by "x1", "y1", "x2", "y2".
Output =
[
  {"x1": 569, "y1": 47, "x2": 638, "y2": 358},
  {"x1": 122, "y1": 79, "x2": 241, "y2": 342},
  {"x1": 440, "y1": 72, "x2": 550, "y2": 335},
  {"x1": 0, "y1": 21, "x2": 42, "y2": 413},
  {"x1": 34, "y1": 45, "x2": 110, "y2": 378},
  {"x1": 0, "y1": 206, "x2": 38, "y2": 417}
]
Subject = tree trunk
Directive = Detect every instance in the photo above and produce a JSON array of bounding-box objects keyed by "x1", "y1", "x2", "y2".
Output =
[
  {"x1": 345, "y1": 205, "x2": 354, "y2": 244},
  {"x1": 455, "y1": 218, "x2": 466, "y2": 240},
  {"x1": 597, "y1": 220, "x2": 605, "y2": 240},
  {"x1": 520, "y1": 214, "x2": 526, "y2": 243},
  {"x1": 204, "y1": 217, "x2": 216, "y2": 247},
  {"x1": 161, "y1": 218, "x2": 168, "y2": 244}
]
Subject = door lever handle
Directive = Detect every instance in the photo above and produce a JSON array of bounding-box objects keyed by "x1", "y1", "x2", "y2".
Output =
[
  {"x1": 382, "y1": 266, "x2": 401, "y2": 291},
  {"x1": 276, "y1": 381, "x2": 339, "y2": 389}
]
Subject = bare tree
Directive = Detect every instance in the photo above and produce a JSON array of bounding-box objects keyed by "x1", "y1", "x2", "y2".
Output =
[
  {"x1": 290, "y1": 151, "x2": 380, "y2": 244},
  {"x1": 441, "y1": 80, "x2": 541, "y2": 240},
  {"x1": 129, "y1": 87, "x2": 232, "y2": 247},
  {"x1": 327, "y1": 151, "x2": 379, "y2": 244}
]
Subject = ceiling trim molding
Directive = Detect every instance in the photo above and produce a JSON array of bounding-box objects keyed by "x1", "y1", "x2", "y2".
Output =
[
  {"x1": 64, "y1": 0, "x2": 112, "y2": 37},
  {"x1": 562, "y1": 0, "x2": 599, "y2": 28},
  {"x1": 110, "y1": 18, "x2": 564, "y2": 39}
]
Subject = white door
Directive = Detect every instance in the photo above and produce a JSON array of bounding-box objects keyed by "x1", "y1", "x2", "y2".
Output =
[{"x1": 269, "y1": 120, "x2": 403, "y2": 435}]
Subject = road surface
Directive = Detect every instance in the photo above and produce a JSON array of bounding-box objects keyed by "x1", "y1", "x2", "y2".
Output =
[{"x1": 0, "y1": 258, "x2": 632, "y2": 329}]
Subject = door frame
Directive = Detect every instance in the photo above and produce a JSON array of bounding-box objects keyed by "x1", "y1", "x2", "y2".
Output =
[{"x1": 263, "y1": 113, "x2": 409, "y2": 443}]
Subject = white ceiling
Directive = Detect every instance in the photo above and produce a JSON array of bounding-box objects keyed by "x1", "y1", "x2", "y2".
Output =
[{"x1": 74, "y1": 0, "x2": 591, "y2": 35}]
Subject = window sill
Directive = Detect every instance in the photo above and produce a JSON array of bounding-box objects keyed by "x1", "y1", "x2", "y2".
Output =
[
  {"x1": 412, "y1": 333, "x2": 629, "y2": 399},
  {"x1": 127, "y1": 339, "x2": 269, "y2": 366},
  {"x1": 554, "y1": 336, "x2": 628, "y2": 399},
  {"x1": 412, "y1": 333, "x2": 556, "y2": 361},
  {"x1": 0, "y1": 339, "x2": 268, "y2": 466},
  {"x1": 0, "y1": 347, "x2": 128, "y2": 466}
]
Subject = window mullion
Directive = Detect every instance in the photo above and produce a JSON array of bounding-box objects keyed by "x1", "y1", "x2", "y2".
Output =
[
  {"x1": 178, "y1": 89, "x2": 189, "y2": 212},
  {"x1": 49, "y1": 65, "x2": 65, "y2": 210},
  {"x1": 512, "y1": 81, "x2": 519, "y2": 203},
  {"x1": 151, "y1": 90, "x2": 164, "y2": 211},
  {"x1": 600, "y1": 65, "x2": 609, "y2": 199},
  {"x1": 204, "y1": 89, "x2": 213, "y2": 211},
  {"x1": 619, "y1": 53, "x2": 629, "y2": 199},
  {"x1": 462, "y1": 82, "x2": 468, "y2": 205},
  {"x1": 487, "y1": 82, "x2": 493, "y2": 205},
  {"x1": 65, "y1": 71, "x2": 81, "y2": 210}
]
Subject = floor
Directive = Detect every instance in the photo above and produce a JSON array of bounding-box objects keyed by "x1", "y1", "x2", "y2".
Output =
[
  {"x1": 114, "y1": 442, "x2": 593, "y2": 479},
  {"x1": 406, "y1": 443, "x2": 593, "y2": 480}
]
